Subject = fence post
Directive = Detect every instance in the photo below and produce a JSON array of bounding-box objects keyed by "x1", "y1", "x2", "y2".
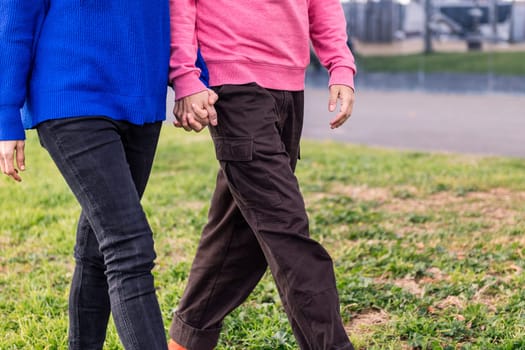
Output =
[{"x1": 424, "y1": 0, "x2": 433, "y2": 53}]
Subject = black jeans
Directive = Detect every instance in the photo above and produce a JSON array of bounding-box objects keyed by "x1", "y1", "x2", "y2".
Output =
[
  {"x1": 37, "y1": 117, "x2": 167, "y2": 350},
  {"x1": 170, "y1": 83, "x2": 354, "y2": 350}
]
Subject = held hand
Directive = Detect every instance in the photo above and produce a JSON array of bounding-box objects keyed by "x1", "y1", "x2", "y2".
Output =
[
  {"x1": 173, "y1": 89, "x2": 219, "y2": 132},
  {"x1": 0, "y1": 140, "x2": 25, "y2": 182},
  {"x1": 328, "y1": 84, "x2": 355, "y2": 129},
  {"x1": 207, "y1": 89, "x2": 219, "y2": 114},
  {"x1": 190, "y1": 88, "x2": 219, "y2": 128}
]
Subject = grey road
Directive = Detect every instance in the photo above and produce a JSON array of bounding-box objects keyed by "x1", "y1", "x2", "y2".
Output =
[
  {"x1": 167, "y1": 88, "x2": 525, "y2": 158},
  {"x1": 303, "y1": 88, "x2": 525, "y2": 158}
]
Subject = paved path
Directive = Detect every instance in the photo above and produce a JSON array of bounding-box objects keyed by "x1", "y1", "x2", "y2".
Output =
[
  {"x1": 167, "y1": 88, "x2": 525, "y2": 158},
  {"x1": 303, "y1": 88, "x2": 525, "y2": 158}
]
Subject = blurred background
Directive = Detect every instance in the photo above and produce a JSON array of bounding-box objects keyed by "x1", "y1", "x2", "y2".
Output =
[
  {"x1": 320, "y1": 0, "x2": 525, "y2": 93},
  {"x1": 302, "y1": 0, "x2": 525, "y2": 158}
]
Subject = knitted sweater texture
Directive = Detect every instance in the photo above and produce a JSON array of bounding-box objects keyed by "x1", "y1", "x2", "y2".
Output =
[
  {"x1": 169, "y1": 0, "x2": 356, "y2": 99},
  {"x1": 0, "y1": 0, "x2": 170, "y2": 140}
]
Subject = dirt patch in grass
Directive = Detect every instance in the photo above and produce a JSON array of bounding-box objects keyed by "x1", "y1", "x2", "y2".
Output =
[
  {"x1": 182, "y1": 201, "x2": 207, "y2": 211},
  {"x1": 375, "y1": 268, "x2": 450, "y2": 298},
  {"x1": 311, "y1": 186, "x2": 523, "y2": 241},
  {"x1": 433, "y1": 295, "x2": 465, "y2": 311},
  {"x1": 157, "y1": 234, "x2": 196, "y2": 267},
  {"x1": 384, "y1": 188, "x2": 523, "y2": 226},
  {"x1": 0, "y1": 235, "x2": 12, "y2": 248},
  {"x1": 325, "y1": 186, "x2": 523, "y2": 228},
  {"x1": 303, "y1": 192, "x2": 331, "y2": 206},
  {"x1": 383, "y1": 221, "x2": 441, "y2": 236},
  {"x1": 421, "y1": 267, "x2": 449, "y2": 283},
  {"x1": 341, "y1": 187, "x2": 525, "y2": 241},
  {"x1": 392, "y1": 277, "x2": 425, "y2": 297},
  {"x1": 330, "y1": 184, "x2": 391, "y2": 203},
  {"x1": 345, "y1": 308, "x2": 390, "y2": 335}
]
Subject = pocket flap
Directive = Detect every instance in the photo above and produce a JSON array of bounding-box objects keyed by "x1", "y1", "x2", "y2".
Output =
[{"x1": 214, "y1": 137, "x2": 253, "y2": 161}]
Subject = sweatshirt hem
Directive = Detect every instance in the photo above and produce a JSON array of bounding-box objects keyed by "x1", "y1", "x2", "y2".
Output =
[{"x1": 207, "y1": 61, "x2": 307, "y2": 91}]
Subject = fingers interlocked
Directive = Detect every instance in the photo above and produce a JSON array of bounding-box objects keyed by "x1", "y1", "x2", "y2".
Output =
[{"x1": 173, "y1": 89, "x2": 219, "y2": 132}]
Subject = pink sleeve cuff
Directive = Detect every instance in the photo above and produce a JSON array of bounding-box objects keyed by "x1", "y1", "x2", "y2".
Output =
[
  {"x1": 172, "y1": 71, "x2": 208, "y2": 100},
  {"x1": 328, "y1": 66, "x2": 356, "y2": 91}
]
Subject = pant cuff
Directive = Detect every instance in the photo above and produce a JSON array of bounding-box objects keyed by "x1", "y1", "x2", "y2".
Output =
[{"x1": 169, "y1": 313, "x2": 222, "y2": 350}]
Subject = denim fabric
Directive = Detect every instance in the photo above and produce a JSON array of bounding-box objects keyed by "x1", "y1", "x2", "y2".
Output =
[
  {"x1": 37, "y1": 117, "x2": 167, "y2": 350},
  {"x1": 170, "y1": 84, "x2": 354, "y2": 350}
]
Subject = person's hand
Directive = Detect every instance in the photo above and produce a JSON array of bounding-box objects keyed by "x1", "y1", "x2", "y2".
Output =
[
  {"x1": 328, "y1": 84, "x2": 355, "y2": 129},
  {"x1": 173, "y1": 89, "x2": 219, "y2": 132},
  {"x1": 0, "y1": 140, "x2": 25, "y2": 182}
]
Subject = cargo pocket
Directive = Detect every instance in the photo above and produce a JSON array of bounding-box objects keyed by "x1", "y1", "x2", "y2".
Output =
[
  {"x1": 213, "y1": 137, "x2": 253, "y2": 162},
  {"x1": 214, "y1": 136, "x2": 282, "y2": 208}
]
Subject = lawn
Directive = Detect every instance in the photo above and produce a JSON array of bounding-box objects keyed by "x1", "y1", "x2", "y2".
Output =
[
  {"x1": 357, "y1": 51, "x2": 525, "y2": 76},
  {"x1": 1, "y1": 128, "x2": 525, "y2": 349}
]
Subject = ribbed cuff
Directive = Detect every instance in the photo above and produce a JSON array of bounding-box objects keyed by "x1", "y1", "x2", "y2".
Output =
[
  {"x1": 172, "y1": 72, "x2": 209, "y2": 100},
  {"x1": 328, "y1": 66, "x2": 356, "y2": 91},
  {"x1": 0, "y1": 106, "x2": 26, "y2": 140}
]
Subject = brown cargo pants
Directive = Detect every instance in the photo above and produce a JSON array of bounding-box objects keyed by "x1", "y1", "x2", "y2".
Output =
[{"x1": 170, "y1": 83, "x2": 354, "y2": 350}]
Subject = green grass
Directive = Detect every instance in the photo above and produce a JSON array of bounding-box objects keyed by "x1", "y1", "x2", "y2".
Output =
[
  {"x1": 1, "y1": 128, "x2": 525, "y2": 349},
  {"x1": 357, "y1": 51, "x2": 525, "y2": 76}
]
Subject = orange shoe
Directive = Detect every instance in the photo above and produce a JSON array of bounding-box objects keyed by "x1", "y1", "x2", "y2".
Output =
[{"x1": 168, "y1": 339, "x2": 187, "y2": 350}]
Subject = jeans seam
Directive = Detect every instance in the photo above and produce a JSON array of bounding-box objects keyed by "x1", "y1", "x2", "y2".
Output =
[
  {"x1": 68, "y1": 264, "x2": 82, "y2": 349},
  {"x1": 116, "y1": 288, "x2": 140, "y2": 349}
]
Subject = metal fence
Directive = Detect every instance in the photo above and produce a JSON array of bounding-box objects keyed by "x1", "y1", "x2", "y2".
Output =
[
  {"x1": 343, "y1": 0, "x2": 525, "y2": 46},
  {"x1": 312, "y1": 0, "x2": 525, "y2": 93}
]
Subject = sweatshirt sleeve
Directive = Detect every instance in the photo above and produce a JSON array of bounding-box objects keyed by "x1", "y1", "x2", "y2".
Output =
[
  {"x1": 0, "y1": 0, "x2": 46, "y2": 141},
  {"x1": 169, "y1": 0, "x2": 208, "y2": 100},
  {"x1": 308, "y1": 0, "x2": 356, "y2": 90}
]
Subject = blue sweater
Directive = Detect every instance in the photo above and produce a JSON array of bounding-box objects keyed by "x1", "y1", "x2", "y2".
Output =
[{"x1": 0, "y1": 0, "x2": 170, "y2": 140}]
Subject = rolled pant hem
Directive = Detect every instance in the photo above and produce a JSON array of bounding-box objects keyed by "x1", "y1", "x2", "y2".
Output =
[{"x1": 169, "y1": 313, "x2": 221, "y2": 350}]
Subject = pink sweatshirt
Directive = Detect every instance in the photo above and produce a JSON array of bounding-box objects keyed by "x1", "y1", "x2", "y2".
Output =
[{"x1": 169, "y1": 0, "x2": 356, "y2": 99}]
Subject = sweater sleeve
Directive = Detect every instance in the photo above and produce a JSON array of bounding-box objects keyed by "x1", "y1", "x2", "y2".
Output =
[
  {"x1": 308, "y1": 0, "x2": 356, "y2": 90},
  {"x1": 0, "y1": 0, "x2": 46, "y2": 140},
  {"x1": 169, "y1": 0, "x2": 208, "y2": 99}
]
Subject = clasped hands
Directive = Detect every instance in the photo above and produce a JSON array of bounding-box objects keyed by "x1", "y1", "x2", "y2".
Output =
[{"x1": 173, "y1": 89, "x2": 219, "y2": 132}]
